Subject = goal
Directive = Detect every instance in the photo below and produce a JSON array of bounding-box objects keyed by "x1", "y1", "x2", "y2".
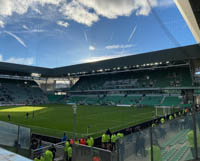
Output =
[{"x1": 155, "y1": 106, "x2": 173, "y2": 117}]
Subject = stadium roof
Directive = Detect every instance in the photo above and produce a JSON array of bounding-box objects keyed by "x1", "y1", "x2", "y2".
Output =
[
  {"x1": 53, "y1": 44, "x2": 200, "y2": 76},
  {"x1": 0, "y1": 44, "x2": 200, "y2": 77},
  {"x1": 175, "y1": 0, "x2": 200, "y2": 43},
  {"x1": 0, "y1": 61, "x2": 51, "y2": 77}
]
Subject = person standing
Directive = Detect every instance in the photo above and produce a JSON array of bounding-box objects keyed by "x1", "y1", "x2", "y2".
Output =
[
  {"x1": 31, "y1": 136, "x2": 38, "y2": 150},
  {"x1": 80, "y1": 138, "x2": 86, "y2": 145},
  {"x1": 44, "y1": 149, "x2": 53, "y2": 161},
  {"x1": 101, "y1": 134, "x2": 106, "y2": 149},
  {"x1": 111, "y1": 134, "x2": 117, "y2": 151},
  {"x1": 61, "y1": 133, "x2": 67, "y2": 142},
  {"x1": 148, "y1": 145, "x2": 161, "y2": 161},
  {"x1": 50, "y1": 144, "x2": 56, "y2": 161},
  {"x1": 90, "y1": 136, "x2": 94, "y2": 147},
  {"x1": 67, "y1": 145, "x2": 72, "y2": 161},
  {"x1": 26, "y1": 112, "x2": 29, "y2": 119},
  {"x1": 87, "y1": 136, "x2": 94, "y2": 147},
  {"x1": 187, "y1": 130, "x2": 200, "y2": 157},
  {"x1": 64, "y1": 140, "x2": 70, "y2": 161},
  {"x1": 8, "y1": 114, "x2": 11, "y2": 121},
  {"x1": 105, "y1": 133, "x2": 111, "y2": 150}
]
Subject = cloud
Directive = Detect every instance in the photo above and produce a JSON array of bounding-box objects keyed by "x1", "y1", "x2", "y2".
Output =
[
  {"x1": 105, "y1": 44, "x2": 135, "y2": 50},
  {"x1": 60, "y1": 0, "x2": 158, "y2": 26},
  {"x1": 128, "y1": 26, "x2": 137, "y2": 42},
  {"x1": 60, "y1": 1, "x2": 99, "y2": 26},
  {"x1": 23, "y1": 25, "x2": 29, "y2": 30},
  {"x1": 89, "y1": 45, "x2": 95, "y2": 51},
  {"x1": 57, "y1": 20, "x2": 69, "y2": 28},
  {"x1": 80, "y1": 53, "x2": 133, "y2": 63},
  {"x1": 84, "y1": 31, "x2": 88, "y2": 41},
  {"x1": 22, "y1": 25, "x2": 45, "y2": 33},
  {"x1": 0, "y1": 0, "x2": 63, "y2": 17},
  {"x1": 0, "y1": 54, "x2": 34, "y2": 65},
  {"x1": 4, "y1": 31, "x2": 27, "y2": 48},
  {"x1": 158, "y1": 0, "x2": 174, "y2": 8},
  {"x1": 0, "y1": 0, "x2": 158, "y2": 28},
  {"x1": 0, "y1": 0, "x2": 64, "y2": 26},
  {"x1": 0, "y1": 20, "x2": 4, "y2": 28},
  {"x1": 78, "y1": 0, "x2": 158, "y2": 18},
  {"x1": 80, "y1": 55, "x2": 120, "y2": 63},
  {"x1": 32, "y1": 8, "x2": 42, "y2": 14}
]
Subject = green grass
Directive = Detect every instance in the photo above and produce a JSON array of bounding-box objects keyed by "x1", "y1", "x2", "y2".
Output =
[{"x1": 0, "y1": 104, "x2": 157, "y2": 138}]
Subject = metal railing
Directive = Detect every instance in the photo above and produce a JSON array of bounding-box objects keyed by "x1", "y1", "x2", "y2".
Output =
[
  {"x1": 31, "y1": 141, "x2": 65, "y2": 160},
  {"x1": 31, "y1": 108, "x2": 200, "y2": 161},
  {"x1": 116, "y1": 109, "x2": 200, "y2": 161}
]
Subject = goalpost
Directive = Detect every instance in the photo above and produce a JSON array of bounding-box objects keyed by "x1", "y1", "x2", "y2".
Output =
[{"x1": 155, "y1": 106, "x2": 173, "y2": 117}]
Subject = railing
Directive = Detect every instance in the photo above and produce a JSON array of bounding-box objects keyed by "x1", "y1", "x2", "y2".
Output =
[
  {"x1": 116, "y1": 109, "x2": 200, "y2": 161},
  {"x1": 72, "y1": 144, "x2": 117, "y2": 161},
  {"x1": 31, "y1": 141, "x2": 65, "y2": 160},
  {"x1": 0, "y1": 121, "x2": 31, "y2": 150},
  {"x1": 31, "y1": 108, "x2": 200, "y2": 161}
]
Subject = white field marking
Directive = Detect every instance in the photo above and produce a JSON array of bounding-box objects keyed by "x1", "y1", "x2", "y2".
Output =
[{"x1": 11, "y1": 122, "x2": 86, "y2": 135}]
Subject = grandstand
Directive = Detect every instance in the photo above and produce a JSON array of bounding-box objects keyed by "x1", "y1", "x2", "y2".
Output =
[
  {"x1": 0, "y1": 44, "x2": 197, "y2": 108},
  {"x1": 0, "y1": 0, "x2": 200, "y2": 160},
  {"x1": 0, "y1": 44, "x2": 199, "y2": 161},
  {"x1": 0, "y1": 78, "x2": 47, "y2": 105}
]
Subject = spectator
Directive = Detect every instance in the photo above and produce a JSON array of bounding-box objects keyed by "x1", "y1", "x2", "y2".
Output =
[
  {"x1": 67, "y1": 145, "x2": 72, "y2": 161},
  {"x1": 70, "y1": 139, "x2": 74, "y2": 145},
  {"x1": 44, "y1": 148, "x2": 53, "y2": 161},
  {"x1": 61, "y1": 133, "x2": 67, "y2": 142},
  {"x1": 26, "y1": 112, "x2": 29, "y2": 119},
  {"x1": 187, "y1": 130, "x2": 200, "y2": 158},
  {"x1": 87, "y1": 136, "x2": 94, "y2": 147},
  {"x1": 80, "y1": 138, "x2": 86, "y2": 145},
  {"x1": 148, "y1": 145, "x2": 161, "y2": 161},
  {"x1": 31, "y1": 136, "x2": 38, "y2": 150},
  {"x1": 38, "y1": 140, "x2": 43, "y2": 157},
  {"x1": 111, "y1": 133, "x2": 117, "y2": 151},
  {"x1": 101, "y1": 133, "x2": 106, "y2": 149},
  {"x1": 106, "y1": 128, "x2": 112, "y2": 137},
  {"x1": 50, "y1": 144, "x2": 56, "y2": 160},
  {"x1": 8, "y1": 114, "x2": 10, "y2": 121},
  {"x1": 64, "y1": 140, "x2": 70, "y2": 161}
]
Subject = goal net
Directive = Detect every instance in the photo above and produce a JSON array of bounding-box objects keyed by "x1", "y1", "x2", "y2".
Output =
[{"x1": 155, "y1": 106, "x2": 173, "y2": 117}]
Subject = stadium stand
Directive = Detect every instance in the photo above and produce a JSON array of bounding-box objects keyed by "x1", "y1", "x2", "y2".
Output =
[
  {"x1": 84, "y1": 95, "x2": 101, "y2": 105},
  {"x1": 161, "y1": 96, "x2": 182, "y2": 106},
  {"x1": 47, "y1": 94, "x2": 65, "y2": 103},
  {"x1": 0, "y1": 78, "x2": 47, "y2": 105},
  {"x1": 120, "y1": 95, "x2": 141, "y2": 105},
  {"x1": 102, "y1": 95, "x2": 124, "y2": 105},
  {"x1": 139, "y1": 95, "x2": 163, "y2": 106},
  {"x1": 67, "y1": 95, "x2": 87, "y2": 104},
  {"x1": 71, "y1": 66, "x2": 193, "y2": 91}
]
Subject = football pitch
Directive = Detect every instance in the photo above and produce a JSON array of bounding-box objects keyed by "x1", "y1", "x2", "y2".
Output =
[{"x1": 0, "y1": 104, "x2": 157, "y2": 138}]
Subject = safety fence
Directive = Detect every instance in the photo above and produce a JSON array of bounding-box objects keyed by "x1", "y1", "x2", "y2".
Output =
[
  {"x1": 72, "y1": 143, "x2": 117, "y2": 161},
  {"x1": 116, "y1": 111, "x2": 199, "y2": 161},
  {"x1": 31, "y1": 110, "x2": 200, "y2": 161},
  {"x1": 31, "y1": 141, "x2": 65, "y2": 160},
  {"x1": 0, "y1": 120, "x2": 31, "y2": 150}
]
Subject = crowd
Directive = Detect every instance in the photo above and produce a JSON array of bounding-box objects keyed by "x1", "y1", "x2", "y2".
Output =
[
  {"x1": 33, "y1": 133, "x2": 95, "y2": 161},
  {"x1": 101, "y1": 128, "x2": 124, "y2": 151}
]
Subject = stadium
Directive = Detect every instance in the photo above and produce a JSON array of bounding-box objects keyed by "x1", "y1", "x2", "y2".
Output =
[{"x1": 0, "y1": 0, "x2": 200, "y2": 161}]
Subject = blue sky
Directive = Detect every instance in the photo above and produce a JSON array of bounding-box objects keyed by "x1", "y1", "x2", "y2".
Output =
[{"x1": 0, "y1": 0, "x2": 197, "y2": 68}]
